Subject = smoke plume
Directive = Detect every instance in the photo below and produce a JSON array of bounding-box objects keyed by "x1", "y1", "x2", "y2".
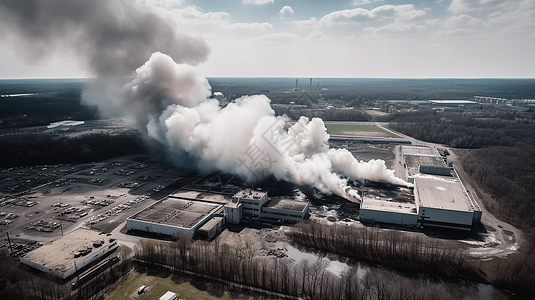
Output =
[
  {"x1": 1, "y1": 0, "x2": 408, "y2": 200},
  {"x1": 90, "y1": 52, "x2": 408, "y2": 201},
  {"x1": 0, "y1": 0, "x2": 209, "y2": 76}
]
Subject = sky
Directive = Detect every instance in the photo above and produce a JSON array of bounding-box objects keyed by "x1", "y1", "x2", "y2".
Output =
[{"x1": 0, "y1": 0, "x2": 534, "y2": 78}]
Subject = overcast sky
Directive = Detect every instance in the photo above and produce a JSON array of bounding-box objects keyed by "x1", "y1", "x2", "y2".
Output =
[{"x1": 1, "y1": 0, "x2": 534, "y2": 78}]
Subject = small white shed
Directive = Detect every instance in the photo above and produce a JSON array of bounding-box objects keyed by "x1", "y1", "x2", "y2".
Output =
[{"x1": 159, "y1": 291, "x2": 177, "y2": 300}]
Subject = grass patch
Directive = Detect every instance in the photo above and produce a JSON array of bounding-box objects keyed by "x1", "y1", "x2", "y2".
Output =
[
  {"x1": 325, "y1": 124, "x2": 397, "y2": 137},
  {"x1": 108, "y1": 272, "x2": 252, "y2": 300}
]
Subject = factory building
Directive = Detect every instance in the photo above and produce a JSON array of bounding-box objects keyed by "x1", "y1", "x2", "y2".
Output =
[
  {"x1": 360, "y1": 146, "x2": 482, "y2": 230},
  {"x1": 225, "y1": 189, "x2": 310, "y2": 224},
  {"x1": 359, "y1": 197, "x2": 418, "y2": 226},
  {"x1": 261, "y1": 199, "x2": 310, "y2": 222},
  {"x1": 414, "y1": 176, "x2": 482, "y2": 230},
  {"x1": 127, "y1": 198, "x2": 223, "y2": 237},
  {"x1": 127, "y1": 189, "x2": 309, "y2": 238},
  {"x1": 20, "y1": 228, "x2": 118, "y2": 279},
  {"x1": 234, "y1": 189, "x2": 268, "y2": 220}
]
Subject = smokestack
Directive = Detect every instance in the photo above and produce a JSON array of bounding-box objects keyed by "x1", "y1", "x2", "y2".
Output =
[{"x1": 296, "y1": 79, "x2": 298, "y2": 90}]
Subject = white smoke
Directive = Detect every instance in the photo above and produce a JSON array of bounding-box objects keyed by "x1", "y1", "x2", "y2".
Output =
[{"x1": 87, "y1": 52, "x2": 409, "y2": 201}]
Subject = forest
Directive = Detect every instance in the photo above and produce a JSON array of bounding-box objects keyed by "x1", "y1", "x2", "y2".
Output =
[
  {"x1": 389, "y1": 109, "x2": 535, "y2": 148},
  {"x1": 0, "y1": 132, "x2": 145, "y2": 167},
  {"x1": 133, "y1": 235, "x2": 494, "y2": 300}
]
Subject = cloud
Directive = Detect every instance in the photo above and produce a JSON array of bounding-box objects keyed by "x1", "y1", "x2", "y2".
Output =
[
  {"x1": 224, "y1": 22, "x2": 274, "y2": 31},
  {"x1": 448, "y1": 0, "x2": 507, "y2": 13},
  {"x1": 293, "y1": 17, "x2": 321, "y2": 29},
  {"x1": 486, "y1": 0, "x2": 535, "y2": 30},
  {"x1": 139, "y1": 0, "x2": 184, "y2": 9},
  {"x1": 307, "y1": 30, "x2": 326, "y2": 38},
  {"x1": 167, "y1": 5, "x2": 230, "y2": 24},
  {"x1": 242, "y1": 0, "x2": 274, "y2": 5},
  {"x1": 352, "y1": 0, "x2": 371, "y2": 5},
  {"x1": 320, "y1": 4, "x2": 427, "y2": 25},
  {"x1": 254, "y1": 32, "x2": 300, "y2": 42},
  {"x1": 279, "y1": 6, "x2": 295, "y2": 15},
  {"x1": 364, "y1": 22, "x2": 425, "y2": 34},
  {"x1": 443, "y1": 14, "x2": 486, "y2": 29}
]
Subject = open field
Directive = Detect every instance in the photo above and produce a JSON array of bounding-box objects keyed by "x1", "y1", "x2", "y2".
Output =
[
  {"x1": 325, "y1": 123, "x2": 398, "y2": 138},
  {"x1": 107, "y1": 272, "x2": 252, "y2": 300}
]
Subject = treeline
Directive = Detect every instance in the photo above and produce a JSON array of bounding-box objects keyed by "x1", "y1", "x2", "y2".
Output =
[
  {"x1": 288, "y1": 221, "x2": 535, "y2": 296},
  {"x1": 462, "y1": 145, "x2": 535, "y2": 228},
  {"x1": 389, "y1": 110, "x2": 535, "y2": 148},
  {"x1": 273, "y1": 107, "x2": 372, "y2": 122},
  {"x1": 0, "y1": 247, "x2": 132, "y2": 300},
  {"x1": 287, "y1": 221, "x2": 480, "y2": 281},
  {"x1": 462, "y1": 146, "x2": 535, "y2": 293},
  {"x1": 0, "y1": 132, "x2": 146, "y2": 167},
  {"x1": 135, "y1": 236, "x2": 482, "y2": 300}
]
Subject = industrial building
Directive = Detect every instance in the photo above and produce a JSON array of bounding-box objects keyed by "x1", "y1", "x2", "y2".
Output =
[
  {"x1": 401, "y1": 146, "x2": 452, "y2": 183},
  {"x1": 358, "y1": 197, "x2": 417, "y2": 226},
  {"x1": 127, "y1": 197, "x2": 224, "y2": 238},
  {"x1": 127, "y1": 189, "x2": 309, "y2": 238},
  {"x1": 225, "y1": 189, "x2": 310, "y2": 224},
  {"x1": 20, "y1": 228, "x2": 118, "y2": 279},
  {"x1": 414, "y1": 176, "x2": 482, "y2": 230},
  {"x1": 359, "y1": 146, "x2": 481, "y2": 230}
]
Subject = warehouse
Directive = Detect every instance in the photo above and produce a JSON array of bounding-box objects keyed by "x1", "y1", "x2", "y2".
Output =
[
  {"x1": 20, "y1": 228, "x2": 118, "y2": 279},
  {"x1": 360, "y1": 146, "x2": 482, "y2": 230},
  {"x1": 261, "y1": 198, "x2": 310, "y2": 223},
  {"x1": 414, "y1": 176, "x2": 482, "y2": 230},
  {"x1": 127, "y1": 198, "x2": 223, "y2": 237},
  {"x1": 127, "y1": 188, "x2": 309, "y2": 238},
  {"x1": 359, "y1": 197, "x2": 418, "y2": 226}
]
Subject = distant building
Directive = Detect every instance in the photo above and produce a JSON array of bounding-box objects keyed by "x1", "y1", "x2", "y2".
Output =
[{"x1": 47, "y1": 120, "x2": 85, "y2": 129}]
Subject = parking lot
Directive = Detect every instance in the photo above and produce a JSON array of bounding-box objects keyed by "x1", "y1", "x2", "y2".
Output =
[{"x1": 0, "y1": 154, "x2": 198, "y2": 255}]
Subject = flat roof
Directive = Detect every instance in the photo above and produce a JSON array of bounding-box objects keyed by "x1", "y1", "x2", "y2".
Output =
[
  {"x1": 361, "y1": 197, "x2": 417, "y2": 215},
  {"x1": 428, "y1": 100, "x2": 478, "y2": 104},
  {"x1": 22, "y1": 228, "x2": 113, "y2": 273},
  {"x1": 234, "y1": 189, "x2": 267, "y2": 201},
  {"x1": 264, "y1": 199, "x2": 308, "y2": 212},
  {"x1": 198, "y1": 216, "x2": 224, "y2": 232},
  {"x1": 415, "y1": 176, "x2": 478, "y2": 212},
  {"x1": 131, "y1": 198, "x2": 222, "y2": 228},
  {"x1": 405, "y1": 155, "x2": 446, "y2": 176},
  {"x1": 168, "y1": 190, "x2": 232, "y2": 205},
  {"x1": 402, "y1": 146, "x2": 441, "y2": 157}
]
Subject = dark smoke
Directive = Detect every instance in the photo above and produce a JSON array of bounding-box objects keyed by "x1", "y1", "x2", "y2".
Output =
[{"x1": 0, "y1": 0, "x2": 209, "y2": 76}]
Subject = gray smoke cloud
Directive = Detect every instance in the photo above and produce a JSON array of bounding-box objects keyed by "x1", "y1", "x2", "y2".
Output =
[
  {"x1": 0, "y1": 0, "x2": 209, "y2": 76},
  {"x1": 1, "y1": 0, "x2": 408, "y2": 200},
  {"x1": 91, "y1": 52, "x2": 410, "y2": 201}
]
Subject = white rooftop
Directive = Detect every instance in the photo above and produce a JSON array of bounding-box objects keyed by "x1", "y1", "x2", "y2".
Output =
[
  {"x1": 22, "y1": 228, "x2": 112, "y2": 273},
  {"x1": 402, "y1": 146, "x2": 441, "y2": 157},
  {"x1": 361, "y1": 197, "x2": 417, "y2": 215},
  {"x1": 415, "y1": 176, "x2": 478, "y2": 212},
  {"x1": 159, "y1": 291, "x2": 177, "y2": 300}
]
